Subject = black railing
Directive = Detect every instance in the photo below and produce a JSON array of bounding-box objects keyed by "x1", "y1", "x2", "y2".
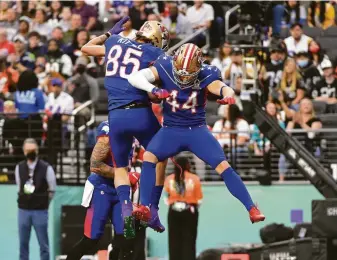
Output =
[{"x1": 0, "y1": 112, "x2": 90, "y2": 185}]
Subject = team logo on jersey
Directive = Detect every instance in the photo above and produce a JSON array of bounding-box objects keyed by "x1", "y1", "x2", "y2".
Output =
[
  {"x1": 192, "y1": 79, "x2": 201, "y2": 90},
  {"x1": 102, "y1": 125, "x2": 109, "y2": 134}
]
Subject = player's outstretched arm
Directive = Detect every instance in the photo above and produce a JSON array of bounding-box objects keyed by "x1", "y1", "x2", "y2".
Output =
[
  {"x1": 81, "y1": 16, "x2": 130, "y2": 57},
  {"x1": 90, "y1": 136, "x2": 114, "y2": 178},
  {"x1": 128, "y1": 67, "x2": 170, "y2": 99},
  {"x1": 207, "y1": 80, "x2": 236, "y2": 105}
]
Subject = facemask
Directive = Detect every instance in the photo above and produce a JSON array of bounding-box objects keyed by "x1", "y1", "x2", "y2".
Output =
[
  {"x1": 297, "y1": 60, "x2": 309, "y2": 68},
  {"x1": 271, "y1": 59, "x2": 280, "y2": 65},
  {"x1": 26, "y1": 151, "x2": 37, "y2": 161},
  {"x1": 309, "y1": 45, "x2": 320, "y2": 54}
]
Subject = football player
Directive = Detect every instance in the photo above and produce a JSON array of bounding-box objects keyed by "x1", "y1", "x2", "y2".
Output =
[
  {"x1": 128, "y1": 43, "x2": 266, "y2": 226},
  {"x1": 81, "y1": 18, "x2": 170, "y2": 237}
]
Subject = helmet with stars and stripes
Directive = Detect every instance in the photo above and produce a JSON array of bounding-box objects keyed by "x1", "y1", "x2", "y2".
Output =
[{"x1": 172, "y1": 43, "x2": 203, "y2": 88}]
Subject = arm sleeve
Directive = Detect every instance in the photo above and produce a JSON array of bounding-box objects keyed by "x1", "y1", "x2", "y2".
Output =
[
  {"x1": 206, "y1": 4, "x2": 214, "y2": 21},
  {"x1": 15, "y1": 165, "x2": 20, "y2": 191},
  {"x1": 127, "y1": 68, "x2": 157, "y2": 93},
  {"x1": 46, "y1": 166, "x2": 57, "y2": 191},
  {"x1": 64, "y1": 96, "x2": 74, "y2": 115}
]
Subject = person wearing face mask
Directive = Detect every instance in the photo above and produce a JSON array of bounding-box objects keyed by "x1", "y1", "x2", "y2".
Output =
[
  {"x1": 295, "y1": 52, "x2": 321, "y2": 95},
  {"x1": 45, "y1": 39, "x2": 73, "y2": 78},
  {"x1": 259, "y1": 45, "x2": 284, "y2": 103},
  {"x1": 310, "y1": 59, "x2": 337, "y2": 104},
  {"x1": 15, "y1": 138, "x2": 56, "y2": 260}
]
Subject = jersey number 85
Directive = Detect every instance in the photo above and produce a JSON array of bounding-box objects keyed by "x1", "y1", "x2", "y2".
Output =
[{"x1": 105, "y1": 45, "x2": 143, "y2": 78}]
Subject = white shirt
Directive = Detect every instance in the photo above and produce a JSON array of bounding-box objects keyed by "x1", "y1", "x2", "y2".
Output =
[
  {"x1": 45, "y1": 91, "x2": 74, "y2": 115},
  {"x1": 186, "y1": 3, "x2": 214, "y2": 28},
  {"x1": 119, "y1": 29, "x2": 137, "y2": 40},
  {"x1": 284, "y1": 34, "x2": 312, "y2": 57},
  {"x1": 211, "y1": 57, "x2": 231, "y2": 73}
]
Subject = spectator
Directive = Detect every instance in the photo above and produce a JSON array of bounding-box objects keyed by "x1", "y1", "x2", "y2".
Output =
[
  {"x1": 276, "y1": 58, "x2": 305, "y2": 110},
  {"x1": 164, "y1": 156, "x2": 202, "y2": 260},
  {"x1": 58, "y1": 6, "x2": 72, "y2": 32},
  {"x1": 147, "y1": 13, "x2": 161, "y2": 21},
  {"x1": 284, "y1": 23, "x2": 312, "y2": 57},
  {"x1": 66, "y1": 56, "x2": 99, "y2": 105},
  {"x1": 251, "y1": 102, "x2": 286, "y2": 181},
  {"x1": 45, "y1": 39, "x2": 73, "y2": 78},
  {"x1": 311, "y1": 59, "x2": 337, "y2": 104},
  {"x1": 0, "y1": 8, "x2": 18, "y2": 40},
  {"x1": 34, "y1": 56, "x2": 48, "y2": 92},
  {"x1": 63, "y1": 14, "x2": 82, "y2": 44},
  {"x1": 118, "y1": 19, "x2": 137, "y2": 40},
  {"x1": 15, "y1": 70, "x2": 45, "y2": 118},
  {"x1": 27, "y1": 31, "x2": 46, "y2": 58},
  {"x1": 223, "y1": 47, "x2": 253, "y2": 90},
  {"x1": 309, "y1": 40, "x2": 329, "y2": 70},
  {"x1": 13, "y1": 35, "x2": 36, "y2": 71},
  {"x1": 1, "y1": 100, "x2": 26, "y2": 157},
  {"x1": 47, "y1": 0, "x2": 63, "y2": 28},
  {"x1": 0, "y1": 1, "x2": 10, "y2": 21},
  {"x1": 308, "y1": 1, "x2": 335, "y2": 29},
  {"x1": 287, "y1": 98, "x2": 322, "y2": 155},
  {"x1": 0, "y1": 50, "x2": 18, "y2": 96},
  {"x1": 186, "y1": 0, "x2": 214, "y2": 30},
  {"x1": 51, "y1": 27, "x2": 65, "y2": 50},
  {"x1": 259, "y1": 45, "x2": 284, "y2": 103},
  {"x1": 31, "y1": 9, "x2": 52, "y2": 38},
  {"x1": 72, "y1": 0, "x2": 97, "y2": 31},
  {"x1": 0, "y1": 28, "x2": 15, "y2": 55},
  {"x1": 186, "y1": 0, "x2": 214, "y2": 47},
  {"x1": 65, "y1": 28, "x2": 90, "y2": 64},
  {"x1": 213, "y1": 104, "x2": 250, "y2": 149},
  {"x1": 211, "y1": 41, "x2": 231, "y2": 73},
  {"x1": 45, "y1": 78, "x2": 74, "y2": 123},
  {"x1": 282, "y1": 1, "x2": 307, "y2": 27},
  {"x1": 129, "y1": 0, "x2": 153, "y2": 30},
  {"x1": 17, "y1": 16, "x2": 31, "y2": 39},
  {"x1": 162, "y1": 2, "x2": 193, "y2": 47},
  {"x1": 295, "y1": 52, "x2": 321, "y2": 94},
  {"x1": 15, "y1": 138, "x2": 56, "y2": 260}
]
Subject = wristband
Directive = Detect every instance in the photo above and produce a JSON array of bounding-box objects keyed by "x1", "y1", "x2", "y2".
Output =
[{"x1": 105, "y1": 32, "x2": 111, "y2": 38}]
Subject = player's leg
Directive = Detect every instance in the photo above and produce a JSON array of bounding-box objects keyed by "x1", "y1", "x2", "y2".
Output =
[
  {"x1": 66, "y1": 186, "x2": 111, "y2": 259},
  {"x1": 111, "y1": 200, "x2": 136, "y2": 260},
  {"x1": 188, "y1": 126, "x2": 265, "y2": 223},
  {"x1": 108, "y1": 109, "x2": 135, "y2": 238},
  {"x1": 134, "y1": 126, "x2": 184, "y2": 228}
]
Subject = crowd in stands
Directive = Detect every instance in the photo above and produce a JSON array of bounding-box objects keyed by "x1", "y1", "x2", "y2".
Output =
[{"x1": 0, "y1": 0, "x2": 337, "y2": 181}]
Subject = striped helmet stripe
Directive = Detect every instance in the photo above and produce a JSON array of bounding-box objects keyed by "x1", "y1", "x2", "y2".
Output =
[
  {"x1": 186, "y1": 44, "x2": 197, "y2": 69},
  {"x1": 182, "y1": 44, "x2": 193, "y2": 70}
]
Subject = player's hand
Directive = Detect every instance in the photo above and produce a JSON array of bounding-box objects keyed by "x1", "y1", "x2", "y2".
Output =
[
  {"x1": 216, "y1": 96, "x2": 235, "y2": 105},
  {"x1": 108, "y1": 16, "x2": 130, "y2": 35},
  {"x1": 152, "y1": 87, "x2": 170, "y2": 99}
]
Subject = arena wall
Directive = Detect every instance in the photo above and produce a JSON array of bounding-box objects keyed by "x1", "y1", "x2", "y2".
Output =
[{"x1": 0, "y1": 184, "x2": 323, "y2": 259}]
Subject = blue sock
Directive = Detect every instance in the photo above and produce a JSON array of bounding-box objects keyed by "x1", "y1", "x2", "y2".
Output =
[
  {"x1": 140, "y1": 161, "x2": 156, "y2": 207},
  {"x1": 221, "y1": 167, "x2": 254, "y2": 211},
  {"x1": 151, "y1": 185, "x2": 163, "y2": 209},
  {"x1": 116, "y1": 185, "x2": 131, "y2": 203}
]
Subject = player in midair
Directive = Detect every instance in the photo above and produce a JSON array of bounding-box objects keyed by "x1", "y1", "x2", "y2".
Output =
[
  {"x1": 66, "y1": 121, "x2": 144, "y2": 260},
  {"x1": 128, "y1": 43, "x2": 266, "y2": 226},
  {"x1": 81, "y1": 17, "x2": 170, "y2": 238}
]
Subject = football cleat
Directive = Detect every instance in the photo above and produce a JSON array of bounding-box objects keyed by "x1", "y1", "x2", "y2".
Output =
[
  {"x1": 147, "y1": 206, "x2": 165, "y2": 233},
  {"x1": 132, "y1": 204, "x2": 151, "y2": 222},
  {"x1": 249, "y1": 206, "x2": 265, "y2": 224}
]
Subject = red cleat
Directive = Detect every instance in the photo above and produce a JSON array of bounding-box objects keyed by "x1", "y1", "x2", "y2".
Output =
[
  {"x1": 249, "y1": 206, "x2": 265, "y2": 224},
  {"x1": 132, "y1": 205, "x2": 151, "y2": 222}
]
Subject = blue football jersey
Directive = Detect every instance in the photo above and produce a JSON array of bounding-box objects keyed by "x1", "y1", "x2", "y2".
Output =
[
  {"x1": 87, "y1": 120, "x2": 115, "y2": 190},
  {"x1": 153, "y1": 55, "x2": 222, "y2": 127},
  {"x1": 104, "y1": 35, "x2": 164, "y2": 110}
]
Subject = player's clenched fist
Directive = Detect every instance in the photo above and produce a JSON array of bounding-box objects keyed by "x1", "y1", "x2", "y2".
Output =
[
  {"x1": 107, "y1": 16, "x2": 130, "y2": 36},
  {"x1": 152, "y1": 87, "x2": 170, "y2": 99},
  {"x1": 216, "y1": 96, "x2": 236, "y2": 105}
]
